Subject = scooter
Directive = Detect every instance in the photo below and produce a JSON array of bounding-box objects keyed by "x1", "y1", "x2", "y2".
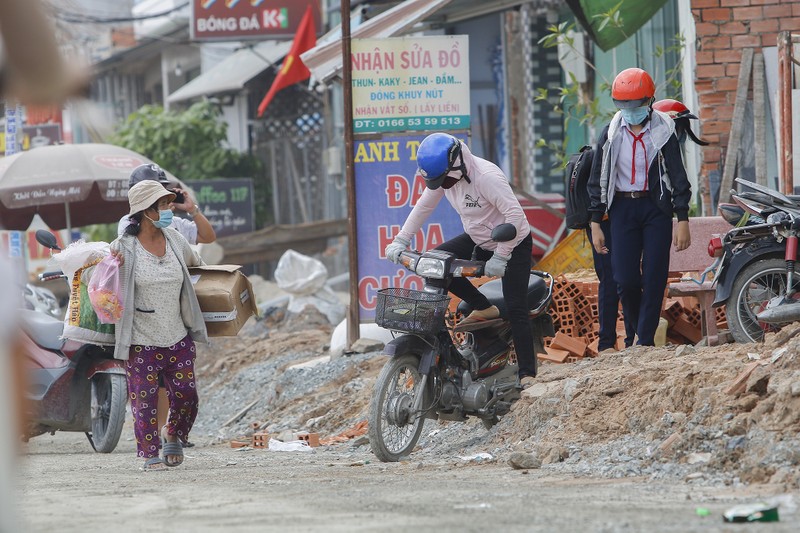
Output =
[
  {"x1": 20, "y1": 230, "x2": 127, "y2": 453},
  {"x1": 368, "y1": 223, "x2": 554, "y2": 462}
]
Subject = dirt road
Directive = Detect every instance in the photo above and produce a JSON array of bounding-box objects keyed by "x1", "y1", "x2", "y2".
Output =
[{"x1": 15, "y1": 431, "x2": 797, "y2": 532}]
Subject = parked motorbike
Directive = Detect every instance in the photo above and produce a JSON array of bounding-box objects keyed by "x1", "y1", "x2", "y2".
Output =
[
  {"x1": 710, "y1": 178, "x2": 800, "y2": 343},
  {"x1": 368, "y1": 223, "x2": 554, "y2": 462},
  {"x1": 23, "y1": 282, "x2": 61, "y2": 318},
  {"x1": 20, "y1": 230, "x2": 127, "y2": 453}
]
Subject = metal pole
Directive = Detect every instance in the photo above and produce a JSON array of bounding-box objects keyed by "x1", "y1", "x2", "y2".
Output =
[
  {"x1": 778, "y1": 31, "x2": 793, "y2": 194},
  {"x1": 341, "y1": 0, "x2": 360, "y2": 348}
]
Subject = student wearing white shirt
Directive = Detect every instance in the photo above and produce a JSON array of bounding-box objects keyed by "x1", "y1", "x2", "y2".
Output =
[{"x1": 588, "y1": 68, "x2": 692, "y2": 347}]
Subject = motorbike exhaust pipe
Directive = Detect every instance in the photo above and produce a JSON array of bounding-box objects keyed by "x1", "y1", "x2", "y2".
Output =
[{"x1": 756, "y1": 301, "x2": 800, "y2": 324}]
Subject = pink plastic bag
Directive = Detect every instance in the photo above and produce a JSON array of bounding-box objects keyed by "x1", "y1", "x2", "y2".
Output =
[{"x1": 87, "y1": 254, "x2": 124, "y2": 324}]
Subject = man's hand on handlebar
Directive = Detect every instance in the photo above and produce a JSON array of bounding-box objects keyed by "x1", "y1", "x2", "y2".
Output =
[{"x1": 385, "y1": 236, "x2": 410, "y2": 264}]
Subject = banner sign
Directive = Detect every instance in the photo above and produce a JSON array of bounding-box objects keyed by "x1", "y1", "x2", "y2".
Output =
[
  {"x1": 0, "y1": 124, "x2": 62, "y2": 153},
  {"x1": 352, "y1": 36, "x2": 470, "y2": 134},
  {"x1": 355, "y1": 132, "x2": 466, "y2": 321},
  {"x1": 184, "y1": 178, "x2": 255, "y2": 237},
  {"x1": 191, "y1": 0, "x2": 321, "y2": 41}
]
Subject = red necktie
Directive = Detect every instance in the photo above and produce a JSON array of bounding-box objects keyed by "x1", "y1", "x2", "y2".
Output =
[{"x1": 627, "y1": 129, "x2": 647, "y2": 188}]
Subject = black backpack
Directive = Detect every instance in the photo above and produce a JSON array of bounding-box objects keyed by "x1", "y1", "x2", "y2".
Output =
[{"x1": 564, "y1": 145, "x2": 594, "y2": 230}]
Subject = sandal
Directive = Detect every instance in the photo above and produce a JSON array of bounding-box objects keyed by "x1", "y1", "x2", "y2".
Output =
[
  {"x1": 161, "y1": 427, "x2": 184, "y2": 467},
  {"x1": 141, "y1": 457, "x2": 166, "y2": 472}
]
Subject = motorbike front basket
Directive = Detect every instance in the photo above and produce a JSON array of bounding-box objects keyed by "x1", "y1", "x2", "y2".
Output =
[{"x1": 375, "y1": 288, "x2": 450, "y2": 335}]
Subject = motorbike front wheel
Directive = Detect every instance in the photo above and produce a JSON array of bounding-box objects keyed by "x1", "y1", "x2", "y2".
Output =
[
  {"x1": 90, "y1": 373, "x2": 127, "y2": 453},
  {"x1": 368, "y1": 354, "x2": 428, "y2": 462},
  {"x1": 728, "y1": 258, "x2": 790, "y2": 343}
]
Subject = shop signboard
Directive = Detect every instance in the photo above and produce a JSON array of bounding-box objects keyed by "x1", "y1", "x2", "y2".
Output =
[
  {"x1": 351, "y1": 36, "x2": 470, "y2": 134},
  {"x1": 191, "y1": 0, "x2": 321, "y2": 41},
  {"x1": 355, "y1": 132, "x2": 467, "y2": 320},
  {"x1": 184, "y1": 178, "x2": 255, "y2": 238}
]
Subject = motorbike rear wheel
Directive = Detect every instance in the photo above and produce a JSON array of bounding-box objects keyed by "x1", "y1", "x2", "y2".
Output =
[
  {"x1": 728, "y1": 258, "x2": 789, "y2": 343},
  {"x1": 90, "y1": 373, "x2": 127, "y2": 453},
  {"x1": 368, "y1": 354, "x2": 428, "y2": 462}
]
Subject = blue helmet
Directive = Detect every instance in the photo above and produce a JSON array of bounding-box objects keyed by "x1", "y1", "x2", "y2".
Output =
[{"x1": 417, "y1": 133, "x2": 462, "y2": 190}]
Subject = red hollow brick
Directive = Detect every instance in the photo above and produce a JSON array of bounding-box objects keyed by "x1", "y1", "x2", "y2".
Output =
[
  {"x1": 297, "y1": 433, "x2": 320, "y2": 447},
  {"x1": 550, "y1": 331, "x2": 588, "y2": 357},
  {"x1": 671, "y1": 316, "x2": 703, "y2": 344},
  {"x1": 540, "y1": 347, "x2": 570, "y2": 364}
]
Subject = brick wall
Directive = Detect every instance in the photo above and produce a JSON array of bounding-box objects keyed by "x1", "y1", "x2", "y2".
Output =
[{"x1": 692, "y1": 0, "x2": 800, "y2": 189}]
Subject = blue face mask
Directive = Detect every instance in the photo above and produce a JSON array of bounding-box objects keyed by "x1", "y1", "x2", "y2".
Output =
[
  {"x1": 147, "y1": 209, "x2": 173, "y2": 229},
  {"x1": 620, "y1": 106, "x2": 649, "y2": 125}
]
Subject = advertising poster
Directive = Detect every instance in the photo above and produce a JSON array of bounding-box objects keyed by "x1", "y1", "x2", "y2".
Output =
[
  {"x1": 351, "y1": 36, "x2": 470, "y2": 134},
  {"x1": 355, "y1": 132, "x2": 467, "y2": 321}
]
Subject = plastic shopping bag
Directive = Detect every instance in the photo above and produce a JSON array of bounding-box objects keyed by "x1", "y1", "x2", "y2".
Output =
[{"x1": 87, "y1": 254, "x2": 124, "y2": 324}]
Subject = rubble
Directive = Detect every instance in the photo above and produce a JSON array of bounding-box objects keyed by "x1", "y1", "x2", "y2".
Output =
[{"x1": 192, "y1": 291, "x2": 800, "y2": 489}]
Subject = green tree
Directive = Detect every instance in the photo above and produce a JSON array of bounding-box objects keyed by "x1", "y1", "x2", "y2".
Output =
[
  {"x1": 111, "y1": 100, "x2": 260, "y2": 181},
  {"x1": 106, "y1": 100, "x2": 270, "y2": 229}
]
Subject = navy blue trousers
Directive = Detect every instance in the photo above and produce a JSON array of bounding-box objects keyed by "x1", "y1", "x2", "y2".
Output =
[
  {"x1": 587, "y1": 220, "x2": 633, "y2": 350},
  {"x1": 608, "y1": 197, "x2": 672, "y2": 346},
  {"x1": 437, "y1": 233, "x2": 536, "y2": 378}
]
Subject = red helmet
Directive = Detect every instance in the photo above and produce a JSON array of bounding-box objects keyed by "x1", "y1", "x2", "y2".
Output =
[
  {"x1": 611, "y1": 68, "x2": 655, "y2": 108},
  {"x1": 652, "y1": 99, "x2": 698, "y2": 120}
]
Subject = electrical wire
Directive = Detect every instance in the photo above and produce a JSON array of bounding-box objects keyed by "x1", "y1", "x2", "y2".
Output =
[{"x1": 55, "y1": 2, "x2": 189, "y2": 24}]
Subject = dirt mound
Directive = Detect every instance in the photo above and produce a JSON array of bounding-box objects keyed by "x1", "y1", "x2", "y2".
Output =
[{"x1": 193, "y1": 306, "x2": 800, "y2": 488}]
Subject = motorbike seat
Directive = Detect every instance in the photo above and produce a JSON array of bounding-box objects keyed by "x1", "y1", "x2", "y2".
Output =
[
  {"x1": 456, "y1": 274, "x2": 548, "y2": 317},
  {"x1": 20, "y1": 308, "x2": 65, "y2": 351}
]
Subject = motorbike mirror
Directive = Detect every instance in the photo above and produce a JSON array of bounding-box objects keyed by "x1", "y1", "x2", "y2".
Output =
[
  {"x1": 491, "y1": 223, "x2": 517, "y2": 243},
  {"x1": 35, "y1": 229, "x2": 61, "y2": 251}
]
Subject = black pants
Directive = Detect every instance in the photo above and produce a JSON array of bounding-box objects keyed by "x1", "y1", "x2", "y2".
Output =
[
  {"x1": 609, "y1": 197, "x2": 672, "y2": 346},
  {"x1": 586, "y1": 220, "x2": 635, "y2": 350},
  {"x1": 437, "y1": 233, "x2": 536, "y2": 378}
]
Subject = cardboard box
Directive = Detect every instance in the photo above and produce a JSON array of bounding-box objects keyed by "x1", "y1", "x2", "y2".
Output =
[{"x1": 189, "y1": 265, "x2": 258, "y2": 337}]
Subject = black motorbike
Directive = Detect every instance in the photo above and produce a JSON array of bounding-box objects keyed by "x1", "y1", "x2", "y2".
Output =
[
  {"x1": 367, "y1": 224, "x2": 554, "y2": 462},
  {"x1": 710, "y1": 178, "x2": 800, "y2": 343}
]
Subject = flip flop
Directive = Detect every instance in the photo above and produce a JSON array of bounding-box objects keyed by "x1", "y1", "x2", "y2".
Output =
[
  {"x1": 141, "y1": 457, "x2": 166, "y2": 472},
  {"x1": 161, "y1": 427, "x2": 184, "y2": 467}
]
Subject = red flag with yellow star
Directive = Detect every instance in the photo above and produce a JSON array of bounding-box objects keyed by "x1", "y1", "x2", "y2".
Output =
[{"x1": 257, "y1": 5, "x2": 316, "y2": 117}]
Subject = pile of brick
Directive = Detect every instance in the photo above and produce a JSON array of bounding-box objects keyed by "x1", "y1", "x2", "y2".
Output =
[{"x1": 541, "y1": 274, "x2": 728, "y2": 364}]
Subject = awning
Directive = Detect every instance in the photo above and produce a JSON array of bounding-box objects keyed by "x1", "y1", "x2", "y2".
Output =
[
  {"x1": 300, "y1": 0, "x2": 453, "y2": 83},
  {"x1": 565, "y1": 0, "x2": 669, "y2": 51},
  {"x1": 168, "y1": 40, "x2": 292, "y2": 103}
]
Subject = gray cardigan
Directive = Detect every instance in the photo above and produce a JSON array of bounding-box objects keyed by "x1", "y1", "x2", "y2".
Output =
[{"x1": 110, "y1": 227, "x2": 208, "y2": 361}]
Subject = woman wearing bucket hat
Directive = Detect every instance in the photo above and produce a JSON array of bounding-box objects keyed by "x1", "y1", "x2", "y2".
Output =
[{"x1": 110, "y1": 180, "x2": 208, "y2": 471}]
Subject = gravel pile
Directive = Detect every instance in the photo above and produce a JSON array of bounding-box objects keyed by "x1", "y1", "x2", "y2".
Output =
[{"x1": 189, "y1": 305, "x2": 800, "y2": 489}]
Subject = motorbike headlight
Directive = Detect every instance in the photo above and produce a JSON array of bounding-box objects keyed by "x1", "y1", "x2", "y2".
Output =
[{"x1": 415, "y1": 258, "x2": 446, "y2": 279}]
